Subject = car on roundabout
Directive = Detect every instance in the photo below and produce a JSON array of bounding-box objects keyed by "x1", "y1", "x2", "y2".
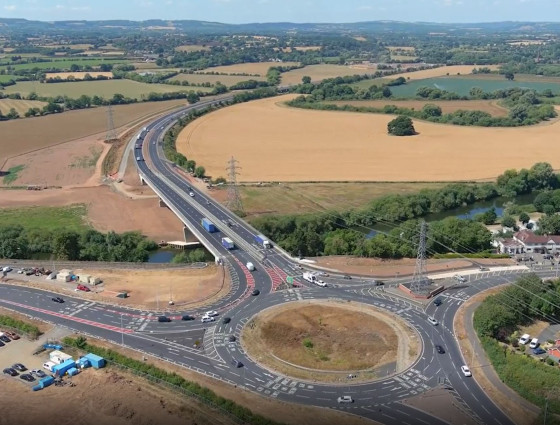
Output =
[
  {"x1": 337, "y1": 396, "x2": 354, "y2": 403},
  {"x1": 427, "y1": 316, "x2": 439, "y2": 326},
  {"x1": 461, "y1": 365, "x2": 472, "y2": 377},
  {"x1": 435, "y1": 344, "x2": 445, "y2": 354},
  {"x1": 201, "y1": 316, "x2": 215, "y2": 323},
  {"x1": 205, "y1": 310, "x2": 219, "y2": 317},
  {"x1": 222, "y1": 317, "x2": 231, "y2": 324},
  {"x1": 251, "y1": 289, "x2": 260, "y2": 296}
]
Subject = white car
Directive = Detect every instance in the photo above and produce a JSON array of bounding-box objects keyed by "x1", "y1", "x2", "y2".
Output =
[
  {"x1": 337, "y1": 396, "x2": 354, "y2": 404},
  {"x1": 201, "y1": 316, "x2": 215, "y2": 323},
  {"x1": 529, "y1": 338, "x2": 539, "y2": 349},
  {"x1": 205, "y1": 310, "x2": 219, "y2": 317},
  {"x1": 315, "y1": 280, "x2": 327, "y2": 287},
  {"x1": 460, "y1": 365, "x2": 472, "y2": 377},
  {"x1": 2, "y1": 266, "x2": 12, "y2": 272},
  {"x1": 189, "y1": 192, "x2": 195, "y2": 197},
  {"x1": 454, "y1": 274, "x2": 466, "y2": 282},
  {"x1": 427, "y1": 316, "x2": 439, "y2": 326},
  {"x1": 519, "y1": 334, "x2": 531, "y2": 345}
]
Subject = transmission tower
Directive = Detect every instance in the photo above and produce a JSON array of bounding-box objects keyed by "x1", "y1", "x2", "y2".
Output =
[
  {"x1": 411, "y1": 220, "x2": 429, "y2": 293},
  {"x1": 105, "y1": 104, "x2": 117, "y2": 142},
  {"x1": 225, "y1": 156, "x2": 244, "y2": 213}
]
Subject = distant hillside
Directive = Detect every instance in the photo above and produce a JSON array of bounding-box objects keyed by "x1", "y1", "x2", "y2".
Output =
[{"x1": 1, "y1": 18, "x2": 560, "y2": 35}]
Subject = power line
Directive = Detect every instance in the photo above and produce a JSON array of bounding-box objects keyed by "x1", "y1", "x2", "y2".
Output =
[
  {"x1": 105, "y1": 104, "x2": 117, "y2": 142},
  {"x1": 225, "y1": 156, "x2": 244, "y2": 214}
]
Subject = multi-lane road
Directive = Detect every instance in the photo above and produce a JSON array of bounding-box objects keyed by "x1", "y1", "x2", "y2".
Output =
[{"x1": 0, "y1": 100, "x2": 544, "y2": 425}]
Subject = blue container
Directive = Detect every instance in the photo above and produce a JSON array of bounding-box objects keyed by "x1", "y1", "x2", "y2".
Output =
[
  {"x1": 39, "y1": 375, "x2": 55, "y2": 388},
  {"x1": 77, "y1": 357, "x2": 91, "y2": 368},
  {"x1": 83, "y1": 353, "x2": 106, "y2": 369},
  {"x1": 52, "y1": 359, "x2": 76, "y2": 377},
  {"x1": 32, "y1": 384, "x2": 42, "y2": 391},
  {"x1": 67, "y1": 367, "x2": 79, "y2": 376}
]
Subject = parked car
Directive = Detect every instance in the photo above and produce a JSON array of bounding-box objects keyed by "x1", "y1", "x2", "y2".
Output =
[
  {"x1": 2, "y1": 266, "x2": 12, "y2": 272},
  {"x1": 5, "y1": 331, "x2": 20, "y2": 340},
  {"x1": 51, "y1": 297, "x2": 64, "y2": 303},
  {"x1": 427, "y1": 317, "x2": 439, "y2": 326},
  {"x1": 20, "y1": 374, "x2": 35, "y2": 382},
  {"x1": 435, "y1": 344, "x2": 445, "y2": 354},
  {"x1": 0, "y1": 340, "x2": 5, "y2": 347},
  {"x1": 529, "y1": 338, "x2": 539, "y2": 349},
  {"x1": 460, "y1": 365, "x2": 472, "y2": 377},
  {"x1": 181, "y1": 315, "x2": 195, "y2": 321},
  {"x1": 251, "y1": 289, "x2": 260, "y2": 296},
  {"x1": 157, "y1": 316, "x2": 171, "y2": 323},
  {"x1": 31, "y1": 369, "x2": 46, "y2": 378},
  {"x1": 76, "y1": 284, "x2": 91, "y2": 292},
  {"x1": 0, "y1": 335, "x2": 10, "y2": 343},
  {"x1": 532, "y1": 347, "x2": 546, "y2": 355},
  {"x1": 205, "y1": 310, "x2": 219, "y2": 317},
  {"x1": 222, "y1": 317, "x2": 231, "y2": 324},
  {"x1": 12, "y1": 363, "x2": 27, "y2": 372},
  {"x1": 337, "y1": 396, "x2": 354, "y2": 403},
  {"x1": 519, "y1": 334, "x2": 531, "y2": 345},
  {"x1": 3, "y1": 367, "x2": 18, "y2": 376}
]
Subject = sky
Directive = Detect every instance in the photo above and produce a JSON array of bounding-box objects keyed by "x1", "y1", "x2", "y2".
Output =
[{"x1": 1, "y1": 0, "x2": 560, "y2": 24}]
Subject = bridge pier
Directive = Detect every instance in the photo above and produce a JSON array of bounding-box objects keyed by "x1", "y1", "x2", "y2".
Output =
[
  {"x1": 139, "y1": 174, "x2": 146, "y2": 185},
  {"x1": 159, "y1": 199, "x2": 168, "y2": 208}
]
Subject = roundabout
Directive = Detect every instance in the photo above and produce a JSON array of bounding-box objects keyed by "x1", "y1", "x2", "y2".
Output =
[{"x1": 240, "y1": 300, "x2": 420, "y2": 384}]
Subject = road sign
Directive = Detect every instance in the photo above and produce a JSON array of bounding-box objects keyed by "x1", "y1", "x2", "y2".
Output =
[{"x1": 286, "y1": 276, "x2": 294, "y2": 285}]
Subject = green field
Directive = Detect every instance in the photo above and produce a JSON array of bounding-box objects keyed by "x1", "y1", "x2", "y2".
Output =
[
  {"x1": 3, "y1": 79, "x2": 211, "y2": 99},
  {"x1": 0, "y1": 204, "x2": 90, "y2": 232},
  {"x1": 169, "y1": 73, "x2": 266, "y2": 86},
  {"x1": 238, "y1": 182, "x2": 448, "y2": 219},
  {"x1": 0, "y1": 58, "x2": 128, "y2": 72},
  {"x1": 0, "y1": 74, "x2": 19, "y2": 83}
]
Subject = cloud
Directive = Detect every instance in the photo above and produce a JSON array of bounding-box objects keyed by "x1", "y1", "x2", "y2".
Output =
[{"x1": 3, "y1": 5, "x2": 17, "y2": 11}]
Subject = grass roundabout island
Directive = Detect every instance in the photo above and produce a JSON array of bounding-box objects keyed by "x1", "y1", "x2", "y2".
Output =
[{"x1": 241, "y1": 300, "x2": 420, "y2": 383}]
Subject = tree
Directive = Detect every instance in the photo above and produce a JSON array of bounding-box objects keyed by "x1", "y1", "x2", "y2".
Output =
[
  {"x1": 519, "y1": 212, "x2": 530, "y2": 224},
  {"x1": 387, "y1": 115, "x2": 416, "y2": 136},
  {"x1": 504, "y1": 72, "x2": 515, "y2": 81},
  {"x1": 421, "y1": 104, "x2": 442, "y2": 118},
  {"x1": 477, "y1": 207, "x2": 498, "y2": 225},
  {"x1": 301, "y1": 75, "x2": 311, "y2": 84},
  {"x1": 194, "y1": 166, "x2": 205, "y2": 178},
  {"x1": 501, "y1": 215, "x2": 516, "y2": 229}
]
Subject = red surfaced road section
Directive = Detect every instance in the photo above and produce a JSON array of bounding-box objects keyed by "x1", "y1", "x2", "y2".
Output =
[{"x1": 0, "y1": 299, "x2": 134, "y2": 334}]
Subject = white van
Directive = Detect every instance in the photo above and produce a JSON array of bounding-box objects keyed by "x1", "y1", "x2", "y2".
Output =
[
  {"x1": 246, "y1": 262, "x2": 255, "y2": 271},
  {"x1": 43, "y1": 361, "x2": 56, "y2": 372}
]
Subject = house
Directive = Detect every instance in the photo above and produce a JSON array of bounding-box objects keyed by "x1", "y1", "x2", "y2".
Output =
[
  {"x1": 547, "y1": 341, "x2": 560, "y2": 363},
  {"x1": 495, "y1": 237, "x2": 524, "y2": 255},
  {"x1": 513, "y1": 230, "x2": 560, "y2": 254}
]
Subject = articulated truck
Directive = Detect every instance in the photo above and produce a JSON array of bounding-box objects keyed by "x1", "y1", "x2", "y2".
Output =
[
  {"x1": 201, "y1": 218, "x2": 217, "y2": 233},
  {"x1": 254, "y1": 234, "x2": 271, "y2": 248}
]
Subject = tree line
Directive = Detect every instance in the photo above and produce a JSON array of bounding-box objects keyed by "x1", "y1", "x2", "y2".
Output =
[
  {"x1": 251, "y1": 162, "x2": 559, "y2": 258},
  {"x1": 0, "y1": 226, "x2": 158, "y2": 262}
]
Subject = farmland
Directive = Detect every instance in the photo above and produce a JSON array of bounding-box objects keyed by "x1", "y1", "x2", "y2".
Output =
[
  {"x1": 0, "y1": 58, "x2": 128, "y2": 72},
  {"x1": 44, "y1": 71, "x2": 114, "y2": 80},
  {"x1": 0, "y1": 98, "x2": 46, "y2": 115},
  {"x1": 0, "y1": 204, "x2": 89, "y2": 232},
  {"x1": 168, "y1": 73, "x2": 266, "y2": 86},
  {"x1": 177, "y1": 94, "x2": 560, "y2": 182},
  {"x1": 0, "y1": 99, "x2": 188, "y2": 161},
  {"x1": 199, "y1": 61, "x2": 300, "y2": 76},
  {"x1": 2, "y1": 79, "x2": 209, "y2": 99},
  {"x1": 280, "y1": 64, "x2": 377, "y2": 85},
  {"x1": 174, "y1": 44, "x2": 211, "y2": 52},
  {"x1": 325, "y1": 100, "x2": 509, "y2": 117}
]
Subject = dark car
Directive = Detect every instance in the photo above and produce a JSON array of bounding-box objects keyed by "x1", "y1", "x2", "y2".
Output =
[
  {"x1": 228, "y1": 335, "x2": 237, "y2": 342},
  {"x1": 12, "y1": 363, "x2": 27, "y2": 372},
  {"x1": 230, "y1": 359, "x2": 243, "y2": 368},
  {"x1": 435, "y1": 345, "x2": 445, "y2": 354},
  {"x1": 374, "y1": 281, "x2": 385, "y2": 286},
  {"x1": 3, "y1": 368, "x2": 18, "y2": 376},
  {"x1": 532, "y1": 347, "x2": 547, "y2": 355},
  {"x1": 251, "y1": 289, "x2": 260, "y2": 296},
  {"x1": 433, "y1": 297, "x2": 443, "y2": 306},
  {"x1": 222, "y1": 317, "x2": 231, "y2": 324},
  {"x1": 20, "y1": 374, "x2": 35, "y2": 382},
  {"x1": 51, "y1": 297, "x2": 64, "y2": 303},
  {"x1": 343, "y1": 275, "x2": 352, "y2": 280},
  {"x1": 157, "y1": 316, "x2": 171, "y2": 323},
  {"x1": 0, "y1": 335, "x2": 11, "y2": 343},
  {"x1": 181, "y1": 315, "x2": 195, "y2": 321},
  {"x1": 0, "y1": 340, "x2": 5, "y2": 347}
]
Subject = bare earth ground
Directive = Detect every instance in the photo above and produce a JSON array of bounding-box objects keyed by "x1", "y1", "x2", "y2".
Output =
[
  {"x1": 0, "y1": 325, "x2": 237, "y2": 425},
  {"x1": 0, "y1": 98, "x2": 47, "y2": 115},
  {"x1": 387, "y1": 65, "x2": 500, "y2": 80},
  {"x1": 241, "y1": 300, "x2": 419, "y2": 383},
  {"x1": 311, "y1": 256, "x2": 515, "y2": 277},
  {"x1": 280, "y1": 64, "x2": 378, "y2": 85},
  {"x1": 328, "y1": 99, "x2": 509, "y2": 117},
  {"x1": 3, "y1": 265, "x2": 228, "y2": 310},
  {"x1": 177, "y1": 94, "x2": 560, "y2": 182}
]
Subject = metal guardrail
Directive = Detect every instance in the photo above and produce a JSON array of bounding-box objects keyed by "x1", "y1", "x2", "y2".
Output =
[{"x1": 2, "y1": 259, "x2": 208, "y2": 270}]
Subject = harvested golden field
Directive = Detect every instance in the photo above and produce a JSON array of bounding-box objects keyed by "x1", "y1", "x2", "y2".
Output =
[
  {"x1": 177, "y1": 94, "x2": 560, "y2": 182},
  {"x1": 0, "y1": 98, "x2": 46, "y2": 115},
  {"x1": 327, "y1": 99, "x2": 509, "y2": 117},
  {"x1": 388, "y1": 64, "x2": 500, "y2": 81},
  {"x1": 199, "y1": 61, "x2": 300, "y2": 76},
  {"x1": 293, "y1": 46, "x2": 321, "y2": 51},
  {"x1": 44, "y1": 71, "x2": 114, "y2": 80},
  {"x1": 174, "y1": 44, "x2": 210, "y2": 52},
  {"x1": 0, "y1": 99, "x2": 187, "y2": 162},
  {"x1": 387, "y1": 46, "x2": 416, "y2": 52},
  {"x1": 281, "y1": 64, "x2": 377, "y2": 85},
  {"x1": 169, "y1": 73, "x2": 265, "y2": 85}
]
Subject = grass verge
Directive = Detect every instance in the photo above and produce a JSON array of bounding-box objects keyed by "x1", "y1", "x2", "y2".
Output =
[
  {"x1": 0, "y1": 315, "x2": 42, "y2": 339},
  {"x1": 0, "y1": 204, "x2": 90, "y2": 232},
  {"x1": 3, "y1": 164, "x2": 25, "y2": 185}
]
